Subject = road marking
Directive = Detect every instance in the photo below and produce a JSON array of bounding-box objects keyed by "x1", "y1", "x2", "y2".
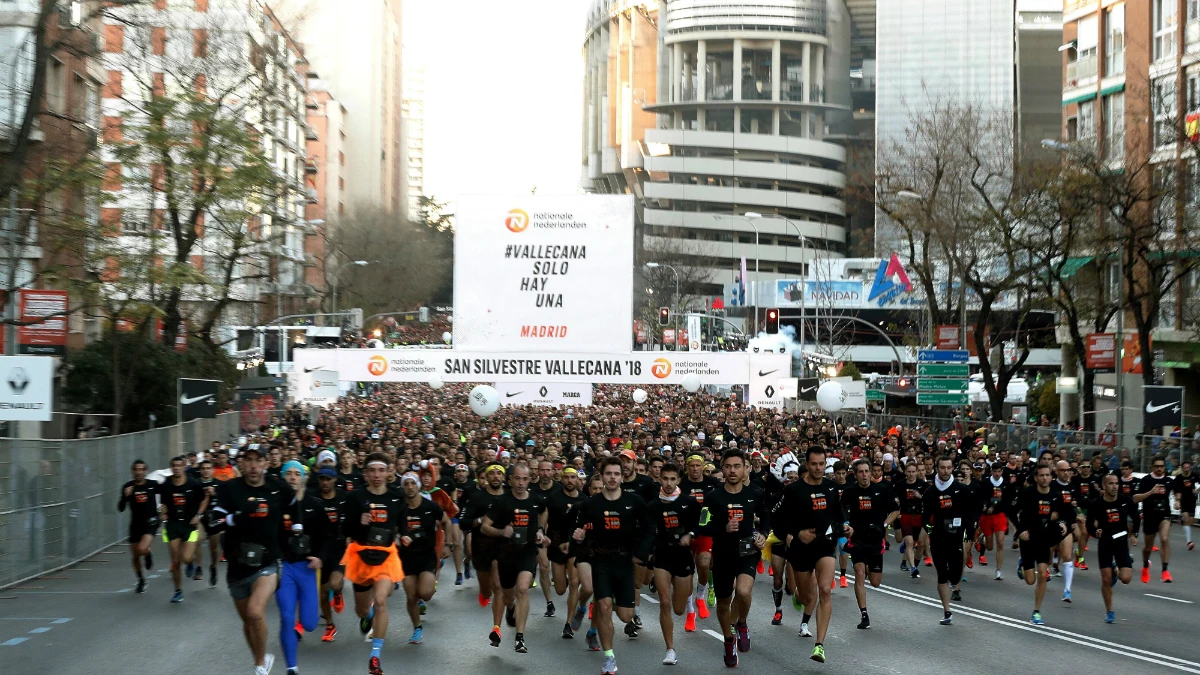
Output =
[
  {"x1": 702, "y1": 629, "x2": 725, "y2": 641},
  {"x1": 1, "y1": 638, "x2": 29, "y2": 646},
  {"x1": 9, "y1": 590, "x2": 134, "y2": 595},
  {"x1": 845, "y1": 574, "x2": 1200, "y2": 673},
  {"x1": 27, "y1": 627, "x2": 51, "y2": 634},
  {"x1": 51, "y1": 618, "x2": 72, "y2": 624},
  {"x1": 1145, "y1": 594, "x2": 1194, "y2": 604},
  {"x1": 640, "y1": 594, "x2": 660, "y2": 604},
  {"x1": 0, "y1": 618, "x2": 69, "y2": 621}
]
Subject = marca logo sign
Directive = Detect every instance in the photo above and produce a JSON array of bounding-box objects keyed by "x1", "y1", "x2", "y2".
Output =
[
  {"x1": 868, "y1": 253, "x2": 913, "y2": 307},
  {"x1": 496, "y1": 382, "x2": 594, "y2": 407}
]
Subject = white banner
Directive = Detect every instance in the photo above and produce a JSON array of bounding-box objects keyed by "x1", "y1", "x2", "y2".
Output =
[
  {"x1": 0, "y1": 355, "x2": 54, "y2": 421},
  {"x1": 833, "y1": 377, "x2": 867, "y2": 409},
  {"x1": 777, "y1": 377, "x2": 799, "y2": 398},
  {"x1": 300, "y1": 370, "x2": 340, "y2": 406},
  {"x1": 749, "y1": 358, "x2": 790, "y2": 410},
  {"x1": 687, "y1": 315, "x2": 702, "y2": 351},
  {"x1": 453, "y1": 195, "x2": 634, "y2": 353},
  {"x1": 293, "y1": 348, "x2": 788, "y2": 385},
  {"x1": 495, "y1": 382, "x2": 593, "y2": 407}
]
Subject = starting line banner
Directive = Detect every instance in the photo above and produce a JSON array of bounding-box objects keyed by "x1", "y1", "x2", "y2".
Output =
[{"x1": 293, "y1": 349, "x2": 788, "y2": 385}]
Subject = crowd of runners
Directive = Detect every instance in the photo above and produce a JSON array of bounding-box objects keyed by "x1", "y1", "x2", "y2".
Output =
[{"x1": 117, "y1": 383, "x2": 1200, "y2": 675}]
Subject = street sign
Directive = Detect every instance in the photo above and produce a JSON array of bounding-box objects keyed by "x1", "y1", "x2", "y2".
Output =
[
  {"x1": 916, "y1": 378, "x2": 969, "y2": 391},
  {"x1": 866, "y1": 389, "x2": 886, "y2": 401},
  {"x1": 918, "y1": 349, "x2": 969, "y2": 363},
  {"x1": 916, "y1": 364, "x2": 970, "y2": 377},
  {"x1": 917, "y1": 393, "x2": 969, "y2": 406}
]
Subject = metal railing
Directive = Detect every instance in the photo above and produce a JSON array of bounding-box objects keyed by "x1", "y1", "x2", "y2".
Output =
[
  {"x1": 1066, "y1": 53, "x2": 1097, "y2": 87},
  {"x1": 0, "y1": 412, "x2": 241, "y2": 590}
]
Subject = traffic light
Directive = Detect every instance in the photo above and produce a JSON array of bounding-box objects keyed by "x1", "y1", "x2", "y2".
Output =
[
  {"x1": 766, "y1": 308, "x2": 779, "y2": 334},
  {"x1": 658, "y1": 307, "x2": 670, "y2": 326}
]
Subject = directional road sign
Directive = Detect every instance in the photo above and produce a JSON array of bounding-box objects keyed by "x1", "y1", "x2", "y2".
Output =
[
  {"x1": 865, "y1": 389, "x2": 886, "y2": 401},
  {"x1": 918, "y1": 349, "x2": 969, "y2": 363},
  {"x1": 916, "y1": 364, "x2": 970, "y2": 377},
  {"x1": 917, "y1": 393, "x2": 969, "y2": 406},
  {"x1": 916, "y1": 378, "x2": 969, "y2": 392}
]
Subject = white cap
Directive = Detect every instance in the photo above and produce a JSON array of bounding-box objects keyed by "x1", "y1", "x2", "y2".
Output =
[{"x1": 317, "y1": 450, "x2": 337, "y2": 466}]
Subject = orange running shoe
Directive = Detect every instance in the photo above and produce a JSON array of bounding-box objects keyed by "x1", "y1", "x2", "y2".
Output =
[
  {"x1": 478, "y1": 593, "x2": 490, "y2": 607},
  {"x1": 1141, "y1": 567, "x2": 1151, "y2": 584},
  {"x1": 924, "y1": 556, "x2": 933, "y2": 566},
  {"x1": 757, "y1": 559, "x2": 765, "y2": 574},
  {"x1": 588, "y1": 602, "x2": 594, "y2": 619},
  {"x1": 839, "y1": 576, "x2": 847, "y2": 589},
  {"x1": 1153, "y1": 546, "x2": 1159, "y2": 552},
  {"x1": 684, "y1": 611, "x2": 697, "y2": 632},
  {"x1": 830, "y1": 577, "x2": 836, "y2": 590},
  {"x1": 768, "y1": 565, "x2": 774, "y2": 576},
  {"x1": 332, "y1": 592, "x2": 345, "y2": 614},
  {"x1": 696, "y1": 597, "x2": 710, "y2": 619},
  {"x1": 1162, "y1": 570, "x2": 1174, "y2": 583},
  {"x1": 967, "y1": 556, "x2": 974, "y2": 569},
  {"x1": 321, "y1": 624, "x2": 337, "y2": 642},
  {"x1": 979, "y1": 554, "x2": 988, "y2": 565}
]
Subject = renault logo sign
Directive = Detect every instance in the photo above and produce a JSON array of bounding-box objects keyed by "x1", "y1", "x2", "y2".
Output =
[{"x1": 8, "y1": 367, "x2": 29, "y2": 394}]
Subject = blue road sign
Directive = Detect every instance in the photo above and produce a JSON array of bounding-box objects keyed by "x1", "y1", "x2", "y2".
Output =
[{"x1": 918, "y1": 349, "x2": 969, "y2": 363}]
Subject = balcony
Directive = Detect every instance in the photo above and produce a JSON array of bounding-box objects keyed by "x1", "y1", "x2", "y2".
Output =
[
  {"x1": 707, "y1": 79, "x2": 733, "y2": 101},
  {"x1": 1189, "y1": 19, "x2": 1200, "y2": 53},
  {"x1": 850, "y1": 76, "x2": 875, "y2": 92},
  {"x1": 781, "y1": 80, "x2": 805, "y2": 101},
  {"x1": 741, "y1": 79, "x2": 772, "y2": 100},
  {"x1": 1065, "y1": 53, "x2": 1097, "y2": 88},
  {"x1": 304, "y1": 158, "x2": 317, "y2": 173}
]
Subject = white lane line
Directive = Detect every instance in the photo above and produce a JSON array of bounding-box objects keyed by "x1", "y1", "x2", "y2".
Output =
[
  {"x1": 702, "y1": 629, "x2": 725, "y2": 641},
  {"x1": 27, "y1": 627, "x2": 51, "y2": 634},
  {"x1": 640, "y1": 594, "x2": 660, "y2": 604},
  {"x1": 845, "y1": 574, "x2": 1200, "y2": 673},
  {"x1": 1145, "y1": 594, "x2": 1194, "y2": 604},
  {"x1": 1, "y1": 638, "x2": 29, "y2": 646}
]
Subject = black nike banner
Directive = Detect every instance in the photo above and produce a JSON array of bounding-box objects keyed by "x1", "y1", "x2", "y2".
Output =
[
  {"x1": 1142, "y1": 385, "x2": 1183, "y2": 431},
  {"x1": 798, "y1": 378, "x2": 819, "y2": 401},
  {"x1": 179, "y1": 378, "x2": 221, "y2": 422}
]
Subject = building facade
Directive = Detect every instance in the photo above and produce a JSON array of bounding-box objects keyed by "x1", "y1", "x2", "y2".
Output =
[
  {"x1": 303, "y1": 75, "x2": 344, "y2": 298},
  {"x1": 401, "y1": 57, "x2": 424, "y2": 221}
]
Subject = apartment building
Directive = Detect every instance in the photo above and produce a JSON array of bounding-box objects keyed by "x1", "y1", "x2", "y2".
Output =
[{"x1": 303, "y1": 74, "x2": 344, "y2": 296}]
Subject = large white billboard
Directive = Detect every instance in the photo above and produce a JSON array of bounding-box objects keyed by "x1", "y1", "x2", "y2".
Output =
[
  {"x1": 495, "y1": 382, "x2": 594, "y2": 407},
  {"x1": 0, "y1": 355, "x2": 54, "y2": 421},
  {"x1": 453, "y1": 195, "x2": 634, "y2": 353},
  {"x1": 293, "y1": 348, "x2": 789, "y2": 386}
]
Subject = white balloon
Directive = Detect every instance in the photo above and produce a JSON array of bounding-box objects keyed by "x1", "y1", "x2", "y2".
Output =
[
  {"x1": 468, "y1": 385, "x2": 500, "y2": 418},
  {"x1": 681, "y1": 373, "x2": 701, "y2": 393},
  {"x1": 442, "y1": 331, "x2": 452, "y2": 343},
  {"x1": 428, "y1": 374, "x2": 444, "y2": 390},
  {"x1": 816, "y1": 381, "x2": 846, "y2": 412},
  {"x1": 632, "y1": 388, "x2": 648, "y2": 404}
]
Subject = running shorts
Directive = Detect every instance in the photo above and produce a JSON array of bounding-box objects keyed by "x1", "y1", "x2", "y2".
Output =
[
  {"x1": 763, "y1": 532, "x2": 783, "y2": 561},
  {"x1": 548, "y1": 541, "x2": 572, "y2": 566},
  {"x1": 979, "y1": 513, "x2": 1008, "y2": 537},
  {"x1": 400, "y1": 549, "x2": 439, "y2": 577},
  {"x1": 786, "y1": 538, "x2": 837, "y2": 574},
  {"x1": 929, "y1": 536, "x2": 964, "y2": 585},
  {"x1": 227, "y1": 562, "x2": 279, "y2": 600},
  {"x1": 497, "y1": 549, "x2": 538, "y2": 589},
  {"x1": 588, "y1": 554, "x2": 636, "y2": 608},
  {"x1": 321, "y1": 542, "x2": 347, "y2": 577},
  {"x1": 341, "y1": 541, "x2": 404, "y2": 591},
  {"x1": 163, "y1": 522, "x2": 198, "y2": 543},
  {"x1": 128, "y1": 518, "x2": 160, "y2": 543},
  {"x1": 689, "y1": 535, "x2": 714, "y2": 557},
  {"x1": 899, "y1": 514, "x2": 924, "y2": 539},
  {"x1": 711, "y1": 553, "x2": 758, "y2": 599},
  {"x1": 471, "y1": 533, "x2": 499, "y2": 571},
  {"x1": 847, "y1": 537, "x2": 885, "y2": 574},
  {"x1": 1095, "y1": 539, "x2": 1133, "y2": 570},
  {"x1": 1018, "y1": 537, "x2": 1053, "y2": 568},
  {"x1": 1143, "y1": 513, "x2": 1169, "y2": 536},
  {"x1": 651, "y1": 546, "x2": 696, "y2": 579}
]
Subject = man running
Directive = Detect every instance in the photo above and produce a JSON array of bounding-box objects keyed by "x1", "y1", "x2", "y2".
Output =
[
  {"x1": 118, "y1": 459, "x2": 159, "y2": 594},
  {"x1": 842, "y1": 458, "x2": 898, "y2": 629},
  {"x1": 316, "y1": 467, "x2": 348, "y2": 642},
  {"x1": 1172, "y1": 459, "x2": 1197, "y2": 551},
  {"x1": 399, "y1": 472, "x2": 451, "y2": 645},
  {"x1": 896, "y1": 462, "x2": 928, "y2": 578},
  {"x1": 1087, "y1": 473, "x2": 1139, "y2": 623},
  {"x1": 547, "y1": 468, "x2": 587, "y2": 639},
  {"x1": 922, "y1": 456, "x2": 972, "y2": 624},
  {"x1": 195, "y1": 459, "x2": 221, "y2": 586},
  {"x1": 1014, "y1": 464, "x2": 1071, "y2": 626},
  {"x1": 700, "y1": 449, "x2": 768, "y2": 667},
  {"x1": 979, "y1": 462, "x2": 1012, "y2": 580},
  {"x1": 573, "y1": 456, "x2": 654, "y2": 675},
  {"x1": 532, "y1": 459, "x2": 562, "y2": 618},
  {"x1": 679, "y1": 454, "x2": 721, "y2": 628},
  {"x1": 481, "y1": 463, "x2": 547, "y2": 654},
  {"x1": 1135, "y1": 454, "x2": 1175, "y2": 583},
  {"x1": 341, "y1": 452, "x2": 411, "y2": 675},
  {"x1": 462, "y1": 464, "x2": 509, "y2": 628},
  {"x1": 211, "y1": 444, "x2": 295, "y2": 675},
  {"x1": 647, "y1": 462, "x2": 700, "y2": 665},
  {"x1": 158, "y1": 455, "x2": 209, "y2": 603},
  {"x1": 277, "y1": 461, "x2": 337, "y2": 675},
  {"x1": 766, "y1": 459, "x2": 800, "y2": 625}
]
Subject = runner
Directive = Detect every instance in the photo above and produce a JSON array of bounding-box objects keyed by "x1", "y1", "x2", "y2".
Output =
[
  {"x1": 532, "y1": 459, "x2": 562, "y2": 618},
  {"x1": 462, "y1": 463, "x2": 508, "y2": 631},
  {"x1": 452, "y1": 463, "x2": 475, "y2": 584},
  {"x1": 195, "y1": 459, "x2": 221, "y2": 586},
  {"x1": 399, "y1": 471, "x2": 451, "y2": 645},
  {"x1": 481, "y1": 463, "x2": 548, "y2": 653},
  {"x1": 1087, "y1": 473, "x2": 1139, "y2": 623},
  {"x1": 842, "y1": 458, "x2": 899, "y2": 629},
  {"x1": 679, "y1": 453, "x2": 721, "y2": 628},
  {"x1": 765, "y1": 458, "x2": 800, "y2": 625},
  {"x1": 1014, "y1": 464, "x2": 1071, "y2": 626},
  {"x1": 1135, "y1": 454, "x2": 1175, "y2": 583},
  {"x1": 341, "y1": 452, "x2": 411, "y2": 675},
  {"x1": 830, "y1": 461, "x2": 851, "y2": 589},
  {"x1": 1052, "y1": 460, "x2": 1082, "y2": 600},
  {"x1": 316, "y1": 467, "x2": 349, "y2": 643},
  {"x1": 700, "y1": 449, "x2": 768, "y2": 668},
  {"x1": 546, "y1": 467, "x2": 586, "y2": 639},
  {"x1": 118, "y1": 460, "x2": 160, "y2": 594},
  {"x1": 572, "y1": 456, "x2": 654, "y2": 675},
  {"x1": 277, "y1": 461, "x2": 337, "y2": 675},
  {"x1": 979, "y1": 461, "x2": 1013, "y2": 580},
  {"x1": 895, "y1": 462, "x2": 928, "y2": 578},
  {"x1": 1172, "y1": 459, "x2": 1197, "y2": 551},
  {"x1": 922, "y1": 456, "x2": 972, "y2": 625},
  {"x1": 157, "y1": 455, "x2": 209, "y2": 603},
  {"x1": 618, "y1": 449, "x2": 657, "y2": 631},
  {"x1": 211, "y1": 444, "x2": 295, "y2": 675},
  {"x1": 647, "y1": 462, "x2": 700, "y2": 665}
]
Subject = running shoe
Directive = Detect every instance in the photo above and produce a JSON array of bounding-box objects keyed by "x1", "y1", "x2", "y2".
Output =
[
  {"x1": 810, "y1": 644, "x2": 826, "y2": 663},
  {"x1": 570, "y1": 605, "x2": 587, "y2": 632},
  {"x1": 455, "y1": 573, "x2": 463, "y2": 586},
  {"x1": 514, "y1": 637, "x2": 527, "y2": 653},
  {"x1": 839, "y1": 575, "x2": 848, "y2": 589},
  {"x1": 332, "y1": 592, "x2": 345, "y2": 614},
  {"x1": 145, "y1": 552, "x2": 153, "y2": 570},
  {"x1": 1052, "y1": 565, "x2": 1062, "y2": 578},
  {"x1": 900, "y1": 562, "x2": 909, "y2": 571},
  {"x1": 757, "y1": 559, "x2": 765, "y2": 574},
  {"x1": 464, "y1": 563, "x2": 472, "y2": 580},
  {"x1": 418, "y1": 600, "x2": 427, "y2": 615},
  {"x1": 505, "y1": 604, "x2": 517, "y2": 627},
  {"x1": 1189, "y1": 542, "x2": 1195, "y2": 551},
  {"x1": 925, "y1": 556, "x2": 932, "y2": 566},
  {"x1": 586, "y1": 628, "x2": 600, "y2": 651},
  {"x1": 857, "y1": 613, "x2": 870, "y2": 630},
  {"x1": 899, "y1": 542, "x2": 907, "y2": 555},
  {"x1": 951, "y1": 589, "x2": 961, "y2": 602},
  {"x1": 1111, "y1": 571, "x2": 1119, "y2": 587},
  {"x1": 489, "y1": 628, "x2": 502, "y2": 647},
  {"x1": 940, "y1": 613, "x2": 952, "y2": 625},
  {"x1": 1141, "y1": 567, "x2": 1151, "y2": 584},
  {"x1": 478, "y1": 593, "x2": 490, "y2": 607},
  {"x1": 1153, "y1": 545, "x2": 1159, "y2": 552},
  {"x1": 256, "y1": 654, "x2": 275, "y2": 675},
  {"x1": 1016, "y1": 557, "x2": 1023, "y2": 574},
  {"x1": 798, "y1": 622, "x2": 812, "y2": 638},
  {"x1": 1045, "y1": 569, "x2": 1051, "y2": 582},
  {"x1": 562, "y1": 622, "x2": 574, "y2": 639},
  {"x1": 772, "y1": 609, "x2": 783, "y2": 625},
  {"x1": 707, "y1": 585, "x2": 716, "y2": 607},
  {"x1": 1162, "y1": 570, "x2": 1174, "y2": 583},
  {"x1": 294, "y1": 621, "x2": 303, "y2": 642},
  {"x1": 409, "y1": 626, "x2": 423, "y2": 644},
  {"x1": 685, "y1": 611, "x2": 697, "y2": 632},
  {"x1": 321, "y1": 624, "x2": 337, "y2": 642},
  {"x1": 623, "y1": 622, "x2": 639, "y2": 640},
  {"x1": 696, "y1": 597, "x2": 711, "y2": 619},
  {"x1": 288, "y1": 669, "x2": 298, "y2": 675},
  {"x1": 1077, "y1": 561, "x2": 1088, "y2": 571},
  {"x1": 792, "y1": 594, "x2": 804, "y2": 612},
  {"x1": 209, "y1": 566, "x2": 217, "y2": 587},
  {"x1": 171, "y1": 590, "x2": 184, "y2": 603},
  {"x1": 966, "y1": 556, "x2": 973, "y2": 569},
  {"x1": 768, "y1": 565, "x2": 774, "y2": 576},
  {"x1": 910, "y1": 567, "x2": 920, "y2": 579},
  {"x1": 735, "y1": 622, "x2": 750, "y2": 652},
  {"x1": 632, "y1": 613, "x2": 643, "y2": 629},
  {"x1": 186, "y1": 562, "x2": 195, "y2": 578},
  {"x1": 1105, "y1": 611, "x2": 1115, "y2": 624},
  {"x1": 995, "y1": 570, "x2": 1003, "y2": 581},
  {"x1": 979, "y1": 554, "x2": 988, "y2": 566},
  {"x1": 1062, "y1": 590, "x2": 1072, "y2": 603},
  {"x1": 648, "y1": 579, "x2": 657, "y2": 594},
  {"x1": 602, "y1": 654, "x2": 618, "y2": 674},
  {"x1": 663, "y1": 648, "x2": 678, "y2": 665},
  {"x1": 368, "y1": 656, "x2": 383, "y2": 675},
  {"x1": 1031, "y1": 611, "x2": 1044, "y2": 626},
  {"x1": 723, "y1": 637, "x2": 738, "y2": 667},
  {"x1": 192, "y1": 566, "x2": 202, "y2": 581},
  {"x1": 136, "y1": 579, "x2": 146, "y2": 594},
  {"x1": 545, "y1": 601, "x2": 556, "y2": 618},
  {"x1": 359, "y1": 608, "x2": 374, "y2": 635}
]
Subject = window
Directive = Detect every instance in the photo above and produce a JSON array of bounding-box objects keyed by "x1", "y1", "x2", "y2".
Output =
[
  {"x1": 1106, "y1": 4, "x2": 1125, "y2": 75},
  {"x1": 45, "y1": 58, "x2": 65, "y2": 113},
  {"x1": 1155, "y1": 0, "x2": 1177, "y2": 61},
  {"x1": 1076, "y1": 15, "x2": 1099, "y2": 84},
  {"x1": 71, "y1": 74, "x2": 86, "y2": 121},
  {"x1": 1153, "y1": 77, "x2": 1177, "y2": 147},
  {"x1": 1104, "y1": 92, "x2": 1124, "y2": 160},
  {"x1": 1078, "y1": 99, "x2": 1096, "y2": 141}
]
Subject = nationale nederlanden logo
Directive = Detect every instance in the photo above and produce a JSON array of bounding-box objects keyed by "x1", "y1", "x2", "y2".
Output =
[
  {"x1": 367, "y1": 355, "x2": 388, "y2": 376},
  {"x1": 651, "y1": 358, "x2": 672, "y2": 379},
  {"x1": 505, "y1": 209, "x2": 529, "y2": 233}
]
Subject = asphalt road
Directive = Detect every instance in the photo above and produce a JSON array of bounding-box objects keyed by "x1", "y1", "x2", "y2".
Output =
[{"x1": 2, "y1": 528, "x2": 1198, "y2": 675}]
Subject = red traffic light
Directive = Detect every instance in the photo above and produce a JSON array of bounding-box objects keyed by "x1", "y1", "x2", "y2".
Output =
[
  {"x1": 658, "y1": 307, "x2": 670, "y2": 326},
  {"x1": 766, "y1": 308, "x2": 779, "y2": 334}
]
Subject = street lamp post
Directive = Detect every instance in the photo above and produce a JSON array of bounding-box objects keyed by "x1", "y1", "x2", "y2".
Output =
[
  {"x1": 745, "y1": 211, "x2": 817, "y2": 371},
  {"x1": 331, "y1": 260, "x2": 372, "y2": 314},
  {"x1": 722, "y1": 215, "x2": 760, "y2": 333},
  {"x1": 645, "y1": 262, "x2": 681, "y2": 346}
]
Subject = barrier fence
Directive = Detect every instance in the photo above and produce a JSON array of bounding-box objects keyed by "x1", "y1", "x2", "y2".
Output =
[{"x1": 0, "y1": 412, "x2": 241, "y2": 590}]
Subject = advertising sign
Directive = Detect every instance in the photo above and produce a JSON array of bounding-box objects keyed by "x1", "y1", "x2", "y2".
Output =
[
  {"x1": 453, "y1": 195, "x2": 634, "y2": 353},
  {"x1": 294, "y1": 349, "x2": 790, "y2": 386},
  {"x1": 17, "y1": 290, "x2": 68, "y2": 356},
  {"x1": 797, "y1": 377, "x2": 819, "y2": 401},
  {"x1": 178, "y1": 378, "x2": 220, "y2": 422},
  {"x1": 749, "y1": 363, "x2": 789, "y2": 410},
  {"x1": 832, "y1": 377, "x2": 867, "y2": 409},
  {"x1": 935, "y1": 325, "x2": 960, "y2": 350},
  {"x1": 0, "y1": 355, "x2": 53, "y2": 421},
  {"x1": 663, "y1": 329, "x2": 676, "y2": 345},
  {"x1": 1085, "y1": 333, "x2": 1116, "y2": 372},
  {"x1": 495, "y1": 382, "x2": 594, "y2": 407},
  {"x1": 634, "y1": 321, "x2": 648, "y2": 344},
  {"x1": 687, "y1": 315, "x2": 701, "y2": 351},
  {"x1": 1143, "y1": 385, "x2": 1183, "y2": 430},
  {"x1": 775, "y1": 280, "x2": 863, "y2": 308},
  {"x1": 1122, "y1": 334, "x2": 1145, "y2": 374},
  {"x1": 302, "y1": 370, "x2": 340, "y2": 406}
]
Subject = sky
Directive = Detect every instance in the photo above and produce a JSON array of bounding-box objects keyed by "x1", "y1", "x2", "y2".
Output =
[{"x1": 406, "y1": 0, "x2": 588, "y2": 211}]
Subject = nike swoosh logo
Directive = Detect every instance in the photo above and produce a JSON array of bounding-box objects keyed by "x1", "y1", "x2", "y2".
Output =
[
  {"x1": 1145, "y1": 401, "x2": 1177, "y2": 413},
  {"x1": 758, "y1": 370, "x2": 778, "y2": 377},
  {"x1": 506, "y1": 392, "x2": 522, "y2": 398},
  {"x1": 179, "y1": 394, "x2": 213, "y2": 405},
  {"x1": 303, "y1": 366, "x2": 326, "y2": 373},
  {"x1": 801, "y1": 386, "x2": 817, "y2": 393}
]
